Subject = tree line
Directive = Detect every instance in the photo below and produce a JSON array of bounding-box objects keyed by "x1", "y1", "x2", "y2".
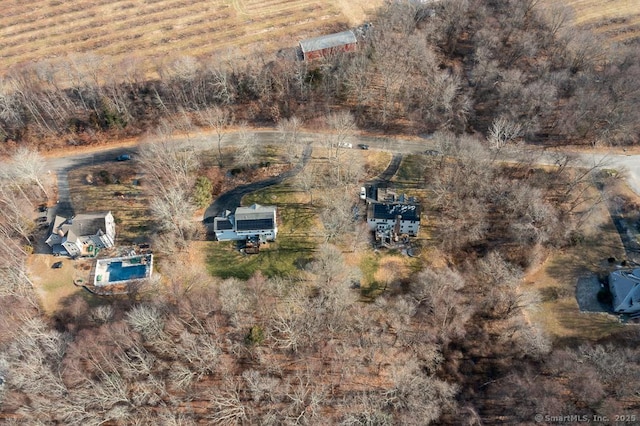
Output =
[{"x1": 1, "y1": 0, "x2": 639, "y2": 150}]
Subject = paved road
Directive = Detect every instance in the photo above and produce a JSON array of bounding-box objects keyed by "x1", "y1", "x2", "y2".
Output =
[
  {"x1": 48, "y1": 147, "x2": 138, "y2": 217},
  {"x1": 45, "y1": 130, "x2": 640, "y2": 210},
  {"x1": 45, "y1": 131, "x2": 426, "y2": 213}
]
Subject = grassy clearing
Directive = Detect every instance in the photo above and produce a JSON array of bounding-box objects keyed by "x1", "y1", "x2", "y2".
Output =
[
  {"x1": 67, "y1": 162, "x2": 151, "y2": 244},
  {"x1": 0, "y1": 0, "x2": 382, "y2": 77},
  {"x1": 356, "y1": 252, "x2": 421, "y2": 299},
  {"x1": 206, "y1": 180, "x2": 320, "y2": 279},
  {"x1": 363, "y1": 150, "x2": 393, "y2": 179},
  {"x1": 392, "y1": 154, "x2": 432, "y2": 199}
]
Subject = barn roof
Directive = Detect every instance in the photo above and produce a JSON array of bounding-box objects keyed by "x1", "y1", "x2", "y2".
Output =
[{"x1": 299, "y1": 30, "x2": 357, "y2": 54}]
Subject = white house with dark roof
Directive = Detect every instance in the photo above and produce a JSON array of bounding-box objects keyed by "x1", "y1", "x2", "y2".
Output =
[
  {"x1": 608, "y1": 268, "x2": 640, "y2": 314},
  {"x1": 213, "y1": 204, "x2": 277, "y2": 242},
  {"x1": 367, "y1": 201, "x2": 421, "y2": 237},
  {"x1": 45, "y1": 211, "x2": 115, "y2": 257}
]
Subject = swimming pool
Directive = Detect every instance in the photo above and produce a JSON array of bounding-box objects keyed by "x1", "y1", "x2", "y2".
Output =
[
  {"x1": 94, "y1": 254, "x2": 153, "y2": 286},
  {"x1": 106, "y1": 261, "x2": 148, "y2": 282}
]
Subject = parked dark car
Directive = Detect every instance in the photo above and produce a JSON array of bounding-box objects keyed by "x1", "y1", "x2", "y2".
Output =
[
  {"x1": 424, "y1": 149, "x2": 441, "y2": 156},
  {"x1": 37, "y1": 204, "x2": 48, "y2": 212},
  {"x1": 52, "y1": 261, "x2": 63, "y2": 269},
  {"x1": 358, "y1": 144, "x2": 369, "y2": 150},
  {"x1": 116, "y1": 154, "x2": 131, "y2": 161},
  {"x1": 36, "y1": 217, "x2": 48, "y2": 223}
]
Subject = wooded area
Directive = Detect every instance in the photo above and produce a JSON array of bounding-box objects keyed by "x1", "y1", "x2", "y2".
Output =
[{"x1": 1, "y1": 0, "x2": 640, "y2": 424}]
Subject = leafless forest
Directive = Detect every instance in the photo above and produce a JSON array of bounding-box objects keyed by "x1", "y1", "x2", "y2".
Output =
[{"x1": 1, "y1": 0, "x2": 640, "y2": 424}]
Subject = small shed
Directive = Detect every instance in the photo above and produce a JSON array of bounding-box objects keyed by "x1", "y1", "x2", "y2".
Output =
[{"x1": 299, "y1": 30, "x2": 358, "y2": 61}]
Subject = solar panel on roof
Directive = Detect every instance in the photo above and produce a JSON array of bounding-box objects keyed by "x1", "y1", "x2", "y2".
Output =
[
  {"x1": 214, "y1": 219, "x2": 233, "y2": 230},
  {"x1": 236, "y1": 218, "x2": 274, "y2": 231},
  {"x1": 371, "y1": 203, "x2": 419, "y2": 221}
]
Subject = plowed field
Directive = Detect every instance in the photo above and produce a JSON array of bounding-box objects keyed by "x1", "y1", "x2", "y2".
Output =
[{"x1": 0, "y1": 0, "x2": 380, "y2": 75}]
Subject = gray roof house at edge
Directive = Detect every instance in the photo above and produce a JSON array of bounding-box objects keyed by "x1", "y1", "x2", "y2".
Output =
[
  {"x1": 299, "y1": 30, "x2": 357, "y2": 54},
  {"x1": 609, "y1": 268, "x2": 640, "y2": 314}
]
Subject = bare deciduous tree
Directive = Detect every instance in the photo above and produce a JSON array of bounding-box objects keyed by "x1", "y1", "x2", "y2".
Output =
[
  {"x1": 126, "y1": 305, "x2": 165, "y2": 341},
  {"x1": 9, "y1": 147, "x2": 50, "y2": 198},
  {"x1": 278, "y1": 115, "x2": 304, "y2": 164},
  {"x1": 207, "y1": 387, "x2": 249, "y2": 424},
  {"x1": 488, "y1": 116, "x2": 523, "y2": 150},
  {"x1": 319, "y1": 189, "x2": 357, "y2": 242},
  {"x1": 295, "y1": 163, "x2": 318, "y2": 205},
  {"x1": 234, "y1": 122, "x2": 258, "y2": 168},
  {"x1": 198, "y1": 106, "x2": 233, "y2": 166},
  {"x1": 384, "y1": 360, "x2": 458, "y2": 425},
  {"x1": 326, "y1": 111, "x2": 356, "y2": 159}
]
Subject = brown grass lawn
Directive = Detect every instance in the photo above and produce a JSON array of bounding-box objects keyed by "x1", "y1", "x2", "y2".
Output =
[
  {"x1": 67, "y1": 162, "x2": 152, "y2": 244},
  {"x1": 28, "y1": 255, "x2": 99, "y2": 314},
  {"x1": 542, "y1": 0, "x2": 640, "y2": 42},
  {"x1": 0, "y1": 0, "x2": 382, "y2": 78}
]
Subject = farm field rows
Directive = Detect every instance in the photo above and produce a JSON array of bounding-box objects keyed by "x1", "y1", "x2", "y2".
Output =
[
  {"x1": 0, "y1": 0, "x2": 381, "y2": 76},
  {"x1": 551, "y1": 0, "x2": 640, "y2": 42}
]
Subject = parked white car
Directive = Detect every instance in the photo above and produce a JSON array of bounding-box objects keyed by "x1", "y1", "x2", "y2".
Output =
[
  {"x1": 360, "y1": 187, "x2": 367, "y2": 200},
  {"x1": 338, "y1": 142, "x2": 353, "y2": 149}
]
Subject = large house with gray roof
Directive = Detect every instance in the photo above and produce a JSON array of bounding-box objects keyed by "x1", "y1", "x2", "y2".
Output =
[
  {"x1": 213, "y1": 204, "x2": 278, "y2": 242},
  {"x1": 45, "y1": 211, "x2": 115, "y2": 257},
  {"x1": 367, "y1": 201, "x2": 421, "y2": 237}
]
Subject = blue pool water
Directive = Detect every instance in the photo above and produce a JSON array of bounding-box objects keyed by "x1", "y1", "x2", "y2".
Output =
[{"x1": 107, "y1": 261, "x2": 147, "y2": 282}]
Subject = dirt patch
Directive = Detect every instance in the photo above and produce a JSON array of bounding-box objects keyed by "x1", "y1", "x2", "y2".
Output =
[{"x1": 335, "y1": 0, "x2": 380, "y2": 25}]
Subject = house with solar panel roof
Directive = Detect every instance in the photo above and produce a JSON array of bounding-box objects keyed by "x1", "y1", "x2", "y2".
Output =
[{"x1": 213, "y1": 204, "x2": 278, "y2": 243}]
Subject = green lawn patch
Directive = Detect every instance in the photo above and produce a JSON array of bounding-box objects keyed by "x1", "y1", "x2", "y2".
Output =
[
  {"x1": 394, "y1": 154, "x2": 425, "y2": 186},
  {"x1": 359, "y1": 252, "x2": 379, "y2": 285},
  {"x1": 359, "y1": 252, "x2": 386, "y2": 299},
  {"x1": 206, "y1": 181, "x2": 319, "y2": 279}
]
